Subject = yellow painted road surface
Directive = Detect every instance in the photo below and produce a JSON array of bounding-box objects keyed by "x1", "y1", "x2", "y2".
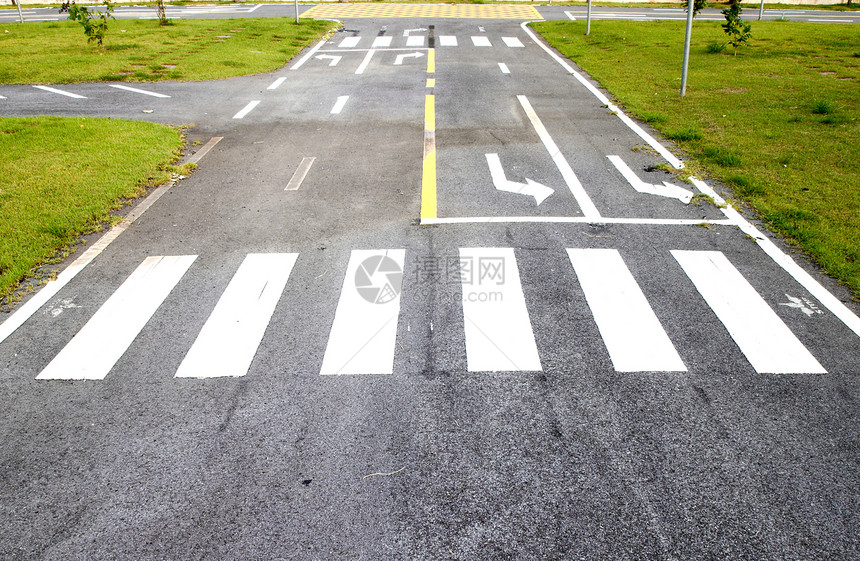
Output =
[{"x1": 301, "y1": 3, "x2": 543, "y2": 20}]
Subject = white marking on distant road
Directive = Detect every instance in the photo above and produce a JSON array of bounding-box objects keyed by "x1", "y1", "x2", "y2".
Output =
[
  {"x1": 439, "y1": 35, "x2": 458, "y2": 47},
  {"x1": 406, "y1": 35, "x2": 425, "y2": 47},
  {"x1": 394, "y1": 52, "x2": 424, "y2": 65},
  {"x1": 423, "y1": 216, "x2": 732, "y2": 226},
  {"x1": 339, "y1": 36, "x2": 361, "y2": 48},
  {"x1": 498, "y1": 62, "x2": 510, "y2": 74},
  {"x1": 186, "y1": 136, "x2": 223, "y2": 166},
  {"x1": 291, "y1": 39, "x2": 326, "y2": 70},
  {"x1": 565, "y1": 11, "x2": 577, "y2": 20},
  {"x1": 517, "y1": 95, "x2": 600, "y2": 218},
  {"x1": 320, "y1": 249, "x2": 405, "y2": 375},
  {"x1": 233, "y1": 100, "x2": 260, "y2": 119},
  {"x1": 471, "y1": 36, "x2": 492, "y2": 47},
  {"x1": 607, "y1": 155, "x2": 692, "y2": 203},
  {"x1": 0, "y1": 95, "x2": 6, "y2": 100},
  {"x1": 267, "y1": 77, "x2": 286, "y2": 90},
  {"x1": 520, "y1": 21, "x2": 684, "y2": 170},
  {"x1": 403, "y1": 27, "x2": 427, "y2": 36},
  {"x1": 33, "y1": 85, "x2": 86, "y2": 99},
  {"x1": 285, "y1": 157, "x2": 316, "y2": 191},
  {"x1": 330, "y1": 95, "x2": 349, "y2": 114},
  {"x1": 316, "y1": 54, "x2": 342, "y2": 67},
  {"x1": 247, "y1": 3, "x2": 262, "y2": 12},
  {"x1": 109, "y1": 84, "x2": 170, "y2": 98},
  {"x1": 37, "y1": 255, "x2": 197, "y2": 380},
  {"x1": 372, "y1": 36, "x2": 393, "y2": 48},
  {"x1": 672, "y1": 250, "x2": 826, "y2": 374},
  {"x1": 175, "y1": 253, "x2": 297, "y2": 378},
  {"x1": 356, "y1": 49, "x2": 376, "y2": 74},
  {"x1": 808, "y1": 18, "x2": 850, "y2": 22},
  {"x1": 486, "y1": 153, "x2": 554, "y2": 205},
  {"x1": 502, "y1": 37, "x2": 524, "y2": 48},
  {"x1": 460, "y1": 247, "x2": 542, "y2": 372},
  {"x1": 568, "y1": 249, "x2": 686, "y2": 372}
]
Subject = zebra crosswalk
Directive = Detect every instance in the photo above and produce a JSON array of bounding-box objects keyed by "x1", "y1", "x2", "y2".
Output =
[
  {"x1": 15, "y1": 248, "x2": 832, "y2": 381},
  {"x1": 329, "y1": 34, "x2": 527, "y2": 50}
]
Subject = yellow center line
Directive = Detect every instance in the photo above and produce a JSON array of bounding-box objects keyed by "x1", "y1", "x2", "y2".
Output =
[
  {"x1": 421, "y1": 94, "x2": 437, "y2": 220},
  {"x1": 426, "y1": 48, "x2": 435, "y2": 74}
]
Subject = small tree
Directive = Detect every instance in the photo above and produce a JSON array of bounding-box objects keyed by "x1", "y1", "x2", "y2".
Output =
[
  {"x1": 684, "y1": 0, "x2": 707, "y2": 17},
  {"x1": 60, "y1": 1, "x2": 115, "y2": 47},
  {"x1": 721, "y1": 0, "x2": 752, "y2": 55},
  {"x1": 155, "y1": 0, "x2": 171, "y2": 26}
]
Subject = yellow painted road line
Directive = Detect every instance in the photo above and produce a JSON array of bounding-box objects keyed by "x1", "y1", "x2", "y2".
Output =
[
  {"x1": 301, "y1": 4, "x2": 542, "y2": 20},
  {"x1": 426, "y1": 78, "x2": 435, "y2": 88},
  {"x1": 427, "y1": 48, "x2": 435, "y2": 74},
  {"x1": 421, "y1": 94, "x2": 437, "y2": 220}
]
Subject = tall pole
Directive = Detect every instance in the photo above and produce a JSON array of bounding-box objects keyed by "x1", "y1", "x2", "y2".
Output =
[
  {"x1": 759, "y1": 0, "x2": 765, "y2": 20},
  {"x1": 680, "y1": 0, "x2": 695, "y2": 96},
  {"x1": 295, "y1": 0, "x2": 299, "y2": 24},
  {"x1": 586, "y1": 0, "x2": 592, "y2": 36},
  {"x1": 16, "y1": 0, "x2": 24, "y2": 23}
]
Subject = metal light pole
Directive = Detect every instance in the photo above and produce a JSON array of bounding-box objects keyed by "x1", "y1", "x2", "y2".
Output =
[
  {"x1": 586, "y1": 0, "x2": 592, "y2": 36},
  {"x1": 295, "y1": 0, "x2": 299, "y2": 24},
  {"x1": 759, "y1": 0, "x2": 765, "y2": 20},
  {"x1": 680, "y1": 0, "x2": 695, "y2": 96},
  {"x1": 15, "y1": 0, "x2": 24, "y2": 23}
]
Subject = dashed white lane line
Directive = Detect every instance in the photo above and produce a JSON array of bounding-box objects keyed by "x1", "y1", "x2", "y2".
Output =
[
  {"x1": 568, "y1": 248, "x2": 686, "y2": 372},
  {"x1": 502, "y1": 37, "x2": 524, "y2": 48},
  {"x1": 33, "y1": 85, "x2": 86, "y2": 99},
  {"x1": 233, "y1": 100, "x2": 260, "y2": 119},
  {"x1": 471, "y1": 36, "x2": 492, "y2": 47},
  {"x1": 37, "y1": 255, "x2": 197, "y2": 381},
  {"x1": 439, "y1": 35, "x2": 458, "y2": 47},
  {"x1": 498, "y1": 62, "x2": 510, "y2": 74},
  {"x1": 331, "y1": 95, "x2": 349, "y2": 114},
  {"x1": 673, "y1": 250, "x2": 827, "y2": 374},
  {"x1": 356, "y1": 50, "x2": 376, "y2": 74},
  {"x1": 175, "y1": 253, "x2": 298, "y2": 379},
  {"x1": 267, "y1": 77, "x2": 286, "y2": 90},
  {"x1": 461, "y1": 247, "x2": 542, "y2": 372},
  {"x1": 285, "y1": 157, "x2": 316, "y2": 191},
  {"x1": 109, "y1": 84, "x2": 170, "y2": 98}
]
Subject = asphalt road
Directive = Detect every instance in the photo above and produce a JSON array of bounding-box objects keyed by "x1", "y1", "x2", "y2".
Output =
[{"x1": 1, "y1": 8, "x2": 859, "y2": 560}]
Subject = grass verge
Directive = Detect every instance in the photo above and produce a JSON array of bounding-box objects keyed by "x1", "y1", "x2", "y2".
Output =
[
  {"x1": 534, "y1": 20, "x2": 860, "y2": 299},
  {"x1": 0, "y1": 17, "x2": 335, "y2": 83},
  {"x1": 0, "y1": 117, "x2": 184, "y2": 302}
]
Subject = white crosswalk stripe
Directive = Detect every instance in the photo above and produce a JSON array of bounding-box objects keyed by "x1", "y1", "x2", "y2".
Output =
[{"x1": 17, "y1": 248, "x2": 835, "y2": 380}]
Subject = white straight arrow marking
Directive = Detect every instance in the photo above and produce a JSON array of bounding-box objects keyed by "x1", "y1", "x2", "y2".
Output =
[
  {"x1": 315, "y1": 54, "x2": 342, "y2": 67},
  {"x1": 607, "y1": 155, "x2": 693, "y2": 203},
  {"x1": 486, "y1": 153, "x2": 554, "y2": 206},
  {"x1": 394, "y1": 52, "x2": 424, "y2": 66}
]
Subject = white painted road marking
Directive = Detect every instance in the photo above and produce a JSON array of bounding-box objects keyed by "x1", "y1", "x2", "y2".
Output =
[
  {"x1": 285, "y1": 157, "x2": 316, "y2": 191},
  {"x1": 568, "y1": 249, "x2": 686, "y2": 372},
  {"x1": 517, "y1": 95, "x2": 600, "y2": 218},
  {"x1": 394, "y1": 52, "x2": 424, "y2": 65},
  {"x1": 471, "y1": 36, "x2": 492, "y2": 47},
  {"x1": 607, "y1": 155, "x2": 693, "y2": 203},
  {"x1": 461, "y1": 248, "x2": 542, "y2": 372},
  {"x1": 33, "y1": 85, "x2": 86, "y2": 99},
  {"x1": 187, "y1": 136, "x2": 223, "y2": 166},
  {"x1": 565, "y1": 11, "x2": 577, "y2": 20},
  {"x1": 316, "y1": 54, "x2": 342, "y2": 67},
  {"x1": 175, "y1": 254, "x2": 297, "y2": 379},
  {"x1": 233, "y1": 100, "x2": 260, "y2": 119},
  {"x1": 320, "y1": 250, "x2": 405, "y2": 375},
  {"x1": 109, "y1": 84, "x2": 170, "y2": 98},
  {"x1": 330, "y1": 95, "x2": 349, "y2": 114},
  {"x1": 672, "y1": 250, "x2": 826, "y2": 374},
  {"x1": 372, "y1": 36, "x2": 393, "y2": 48},
  {"x1": 486, "y1": 153, "x2": 554, "y2": 205},
  {"x1": 498, "y1": 62, "x2": 510, "y2": 74},
  {"x1": 406, "y1": 35, "x2": 425, "y2": 47},
  {"x1": 502, "y1": 37, "x2": 524, "y2": 48},
  {"x1": 355, "y1": 50, "x2": 376, "y2": 74},
  {"x1": 267, "y1": 77, "x2": 286, "y2": 90},
  {"x1": 339, "y1": 36, "x2": 361, "y2": 48},
  {"x1": 36, "y1": 255, "x2": 197, "y2": 380},
  {"x1": 290, "y1": 39, "x2": 326, "y2": 70},
  {"x1": 439, "y1": 35, "x2": 458, "y2": 47}
]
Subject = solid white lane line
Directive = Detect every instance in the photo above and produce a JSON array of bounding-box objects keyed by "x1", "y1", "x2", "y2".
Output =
[
  {"x1": 471, "y1": 36, "x2": 492, "y2": 47},
  {"x1": 371, "y1": 35, "x2": 393, "y2": 48},
  {"x1": 37, "y1": 255, "x2": 197, "y2": 380},
  {"x1": 233, "y1": 100, "x2": 260, "y2": 119},
  {"x1": 460, "y1": 248, "x2": 542, "y2": 372},
  {"x1": 33, "y1": 85, "x2": 86, "y2": 99},
  {"x1": 406, "y1": 35, "x2": 425, "y2": 47},
  {"x1": 267, "y1": 77, "x2": 286, "y2": 90},
  {"x1": 355, "y1": 49, "x2": 376, "y2": 74},
  {"x1": 187, "y1": 136, "x2": 222, "y2": 166},
  {"x1": 175, "y1": 253, "x2": 297, "y2": 379},
  {"x1": 502, "y1": 37, "x2": 524, "y2": 48},
  {"x1": 330, "y1": 95, "x2": 349, "y2": 114},
  {"x1": 291, "y1": 39, "x2": 326, "y2": 70},
  {"x1": 672, "y1": 250, "x2": 826, "y2": 374},
  {"x1": 339, "y1": 36, "x2": 361, "y2": 48},
  {"x1": 439, "y1": 35, "x2": 458, "y2": 47},
  {"x1": 285, "y1": 157, "x2": 316, "y2": 191},
  {"x1": 109, "y1": 84, "x2": 170, "y2": 98},
  {"x1": 517, "y1": 95, "x2": 600, "y2": 218},
  {"x1": 422, "y1": 216, "x2": 733, "y2": 226},
  {"x1": 320, "y1": 250, "x2": 405, "y2": 375},
  {"x1": 568, "y1": 249, "x2": 686, "y2": 372},
  {"x1": 498, "y1": 62, "x2": 510, "y2": 74},
  {"x1": 519, "y1": 21, "x2": 684, "y2": 170}
]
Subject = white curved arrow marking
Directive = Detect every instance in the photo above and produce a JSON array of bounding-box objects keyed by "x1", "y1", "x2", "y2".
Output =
[
  {"x1": 315, "y1": 54, "x2": 342, "y2": 67},
  {"x1": 607, "y1": 155, "x2": 693, "y2": 204},
  {"x1": 394, "y1": 52, "x2": 424, "y2": 66},
  {"x1": 486, "y1": 153, "x2": 554, "y2": 205}
]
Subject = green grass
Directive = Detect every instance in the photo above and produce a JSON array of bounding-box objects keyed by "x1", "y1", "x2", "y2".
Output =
[
  {"x1": 0, "y1": 17, "x2": 335, "y2": 83},
  {"x1": 0, "y1": 117, "x2": 183, "y2": 301},
  {"x1": 534, "y1": 20, "x2": 860, "y2": 298}
]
